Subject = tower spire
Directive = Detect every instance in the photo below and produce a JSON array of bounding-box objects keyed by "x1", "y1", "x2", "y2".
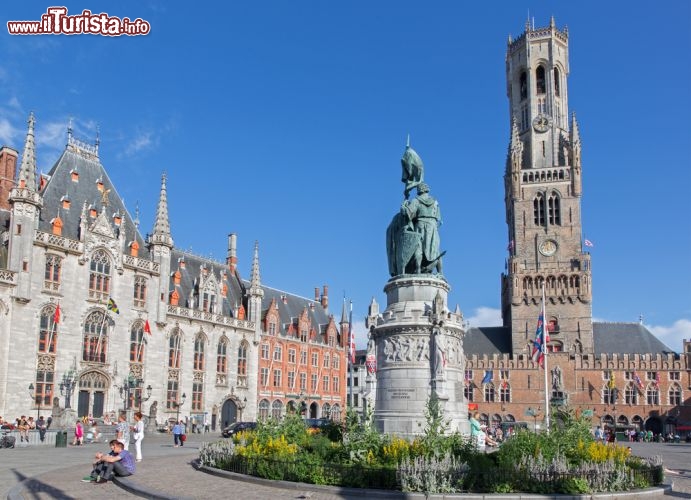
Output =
[
  {"x1": 250, "y1": 240, "x2": 261, "y2": 289},
  {"x1": 149, "y1": 172, "x2": 173, "y2": 248},
  {"x1": 17, "y1": 112, "x2": 38, "y2": 191}
]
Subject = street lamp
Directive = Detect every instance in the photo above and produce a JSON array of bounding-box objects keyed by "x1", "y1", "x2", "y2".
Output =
[
  {"x1": 28, "y1": 383, "x2": 40, "y2": 420},
  {"x1": 174, "y1": 393, "x2": 186, "y2": 422},
  {"x1": 117, "y1": 373, "x2": 152, "y2": 413},
  {"x1": 59, "y1": 364, "x2": 77, "y2": 409}
]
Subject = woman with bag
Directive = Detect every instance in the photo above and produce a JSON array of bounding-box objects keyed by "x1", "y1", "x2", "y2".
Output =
[{"x1": 132, "y1": 411, "x2": 144, "y2": 461}]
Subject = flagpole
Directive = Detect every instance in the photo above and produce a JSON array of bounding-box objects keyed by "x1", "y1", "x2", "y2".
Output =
[
  {"x1": 348, "y1": 300, "x2": 353, "y2": 410},
  {"x1": 95, "y1": 309, "x2": 108, "y2": 362},
  {"x1": 542, "y1": 284, "x2": 550, "y2": 434},
  {"x1": 47, "y1": 303, "x2": 59, "y2": 353}
]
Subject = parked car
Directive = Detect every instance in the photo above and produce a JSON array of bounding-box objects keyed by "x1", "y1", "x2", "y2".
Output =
[
  {"x1": 304, "y1": 418, "x2": 331, "y2": 432},
  {"x1": 221, "y1": 421, "x2": 256, "y2": 438}
]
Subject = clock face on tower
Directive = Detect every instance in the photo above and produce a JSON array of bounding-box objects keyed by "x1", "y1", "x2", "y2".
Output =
[
  {"x1": 532, "y1": 114, "x2": 552, "y2": 133},
  {"x1": 539, "y1": 239, "x2": 558, "y2": 256}
]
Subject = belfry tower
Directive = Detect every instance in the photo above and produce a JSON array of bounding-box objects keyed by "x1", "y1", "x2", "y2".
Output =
[{"x1": 501, "y1": 18, "x2": 593, "y2": 357}]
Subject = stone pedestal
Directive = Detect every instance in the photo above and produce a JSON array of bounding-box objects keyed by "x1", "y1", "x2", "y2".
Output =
[{"x1": 371, "y1": 275, "x2": 469, "y2": 438}]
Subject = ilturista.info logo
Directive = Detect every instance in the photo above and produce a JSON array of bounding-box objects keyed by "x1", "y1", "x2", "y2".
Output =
[{"x1": 7, "y1": 7, "x2": 150, "y2": 36}]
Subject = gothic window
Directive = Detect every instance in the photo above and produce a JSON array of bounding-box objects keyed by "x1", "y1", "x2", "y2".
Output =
[
  {"x1": 625, "y1": 383, "x2": 638, "y2": 405},
  {"x1": 44, "y1": 254, "x2": 62, "y2": 291},
  {"x1": 536, "y1": 66, "x2": 546, "y2": 94},
  {"x1": 322, "y1": 402, "x2": 331, "y2": 418},
  {"x1": 519, "y1": 71, "x2": 528, "y2": 100},
  {"x1": 130, "y1": 322, "x2": 145, "y2": 363},
  {"x1": 273, "y1": 369, "x2": 281, "y2": 387},
  {"x1": 217, "y1": 338, "x2": 228, "y2": 374},
  {"x1": 82, "y1": 310, "x2": 109, "y2": 363},
  {"x1": 169, "y1": 330, "x2": 182, "y2": 369},
  {"x1": 258, "y1": 399, "x2": 270, "y2": 420},
  {"x1": 300, "y1": 329, "x2": 307, "y2": 342},
  {"x1": 38, "y1": 306, "x2": 59, "y2": 353},
  {"x1": 34, "y1": 370, "x2": 54, "y2": 407},
  {"x1": 548, "y1": 192, "x2": 561, "y2": 225},
  {"x1": 484, "y1": 383, "x2": 496, "y2": 403},
  {"x1": 202, "y1": 291, "x2": 215, "y2": 313},
  {"x1": 238, "y1": 341, "x2": 248, "y2": 377},
  {"x1": 500, "y1": 383, "x2": 511, "y2": 403},
  {"x1": 328, "y1": 334, "x2": 335, "y2": 347},
  {"x1": 193, "y1": 334, "x2": 205, "y2": 371},
  {"x1": 268, "y1": 321, "x2": 277, "y2": 335},
  {"x1": 331, "y1": 404, "x2": 341, "y2": 421},
  {"x1": 88, "y1": 249, "x2": 111, "y2": 301},
  {"x1": 133, "y1": 276, "x2": 146, "y2": 308},
  {"x1": 271, "y1": 400, "x2": 282, "y2": 420},
  {"x1": 533, "y1": 193, "x2": 546, "y2": 226},
  {"x1": 192, "y1": 381, "x2": 203, "y2": 411},
  {"x1": 646, "y1": 385, "x2": 660, "y2": 405},
  {"x1": 554, "y1": 67, "x2": 561, "y2": 97},
  {"x1": 669, "y1": 383, "x2": 682, "y2": 405},
  {"x1": 166, "y1": 379, "x2": 179, "y2": 410}
]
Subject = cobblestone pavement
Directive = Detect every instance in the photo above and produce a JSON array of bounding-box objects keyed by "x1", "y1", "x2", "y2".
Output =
[{"x1": 5, "y1": 432, "x2": 689, "y2": 499}]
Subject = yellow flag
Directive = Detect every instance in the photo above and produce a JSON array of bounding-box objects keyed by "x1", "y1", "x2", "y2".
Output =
[{"x1": 608, "y1": 372, "x2": 615, "y2": 389}]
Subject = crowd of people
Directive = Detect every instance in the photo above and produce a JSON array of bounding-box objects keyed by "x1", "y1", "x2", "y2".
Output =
[
  {"x1": 593, "y1": 425, "x2": 681, "y2": 444},
  {"x1": 0, "y1": 415, "x2": 51, "y2": 443}
]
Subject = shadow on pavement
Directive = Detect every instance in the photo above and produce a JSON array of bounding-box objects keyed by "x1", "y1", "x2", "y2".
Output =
[{"x1": 11, "y1": 469, "x2": 76, "y2": 500}]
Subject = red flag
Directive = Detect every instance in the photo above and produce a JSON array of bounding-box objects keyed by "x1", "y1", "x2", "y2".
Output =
[
  {"x1": 53, "y1": 303, "x2": 61, "y2": 324},
  {"x1": 144, "y1": 319, "x2": 152, "y2": 335}
]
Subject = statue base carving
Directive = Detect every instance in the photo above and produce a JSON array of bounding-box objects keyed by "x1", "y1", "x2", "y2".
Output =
[{"x1": 370, "y1": 275, "x2": 469, "y2": 438}]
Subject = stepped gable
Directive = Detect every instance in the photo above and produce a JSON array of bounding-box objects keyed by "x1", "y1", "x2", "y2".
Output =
[
  {"x1": 464, "y1": 326, "x2": 512, "y2": 356},
  {"x1": 593, "y1": 322, "x2": 674, "y2": 355},
  {"x1": 256, "y1": 284, "x2": 332, "y2": 341},
  {"x1": 40, "y1": 145, "x2": 149, "y2": 258},
  {"x1": 170, "y1": 248, "x2": 244, "y2": 317}
]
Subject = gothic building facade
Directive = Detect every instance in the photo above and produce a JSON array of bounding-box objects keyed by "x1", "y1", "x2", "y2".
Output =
[
  {"x1": 0, "y1": 119, "x2": 347, "y2": 429},
  {"x1": 463, "y1": 18, "x2": 689, "y2": 436}
]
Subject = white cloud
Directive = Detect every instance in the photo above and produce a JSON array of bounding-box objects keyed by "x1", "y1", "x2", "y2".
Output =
[
  {"x1": 649, "y1": 319, "x2": 691, "y2": 352},
  {"x1": 36, "y1": 120, "x2": 68, "y2": 151},
  {"x1": 0, "y1": 118, "x2": 19, "y2": 145},
  {"x1": 465, "y1": 306, "x2": 502, "y2": 328}
]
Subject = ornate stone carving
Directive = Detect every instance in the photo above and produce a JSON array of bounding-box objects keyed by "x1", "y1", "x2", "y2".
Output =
[
  {"x1": 168, "y1": 369, "x2": 179, "y2": 380},
  {"x1": 37, "y1": 354, "x2": 56, "y2": 371}
]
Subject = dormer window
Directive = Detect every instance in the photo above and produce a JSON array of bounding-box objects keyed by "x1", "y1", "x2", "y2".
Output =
[
  {"x1": 70, "y1": 169, "x2": 79, "y2": 182},
  {"x1": 170, "y1": 289, "x2": 179, "y2": 306},
  {"x1": 96, "y1": 180, "x2": 104, "y2": 192},
  {"x1": 129, "y1": 240, "x2": 139, "y2": 257},
  {"x1": 89, "y1": 206, "x2": 97, "y2": 218},
  {"x1": 51, "y1": 216, "x2": 63, "y2": 236},
  {"x1": 113, "y1": 213, "x2": 122, "y2": 226},
  {"x1": 173, "y1": 270, "x2": 181, "y2": 285},
  {"x1": 61, "y1": 195, "x2": 70, "y2": 210}
]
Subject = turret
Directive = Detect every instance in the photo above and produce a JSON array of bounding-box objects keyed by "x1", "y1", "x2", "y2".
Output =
[
  {"x1": 8, "y1": 113, "x2": 43, "y2": 300},
  {"x1": 148, "y1": 173, "x2": 174, "y2": 324},
  {"x1": 247, "y1": 241, "x2": 264, "y2": 343}
]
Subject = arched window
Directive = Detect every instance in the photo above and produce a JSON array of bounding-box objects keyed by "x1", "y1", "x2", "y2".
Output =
[
  {"x1": 554, "y1": 67, "x2": 561, "y2": 96},
  {"x1": 237, "y1": 341, "x2": 248, "y2": 376},
  {"x1": 603, "y1": 384, "x2": 617, "y2": 404},
  {"x1": 536, "y1": 66, "x2": 546, "y2": 94},
  {"x1": 646, "y1": 384, "x2": 659, "y2": 405},
  {"x1": 271, "y1": 400, "x2": 283, "y2": 419},
  {"x1": 192, "y1": 380, "x2": 203, "y2": 411},
  {"x1": 83, "y1": 310, "x2": 110, "y2": 363},
  {"x1": 533, "y1": 193, "x2": 546, "y2": 226},
  {"x1": 194, "y1": 334, "x2": 205, "y2": 371},
  {"x1": 464, "y1": 385, "x2": 474, "y2": 402},
  {"x1": 548, "y1": 192, "x2": 561, "y2": 225},
  {"x1": 625, "y1": 383, "x2": 638, "y2": 405},
  {"x1": 668, "y1": 383, "x2": 682, "y2": 405},
  {"x1": 169, "y1": 329, "x2": 182, "y2": 368},
  {"x1": 38, "y1": 305, "x2": 59, "y2": 353},
  {"x1": 331, "y1": 404, "x2": 341, "y2": 421},
  {"x1": 133, "y1": 276, "x2": 147, "y2": 308},
  {"x1": 130, "y1": 322, "x2": 145, "y2": 363},
  {"x1": 322, "y1": 402, "x2": 331, "y2": 418},
  {"x1": 258, "y1": 399, "x2": 270, "y2": 420},
  {"x1": 88, "y1": 249, "x2": 111, "y2": 300},
  {"x1": 519, "y1": 71, "x2": 528, "y2": 100},
  {"x1": 484, "y1": 383, "x2": 495, "y2": 403},
  {"x1": 217, "y1": 338, "x2": 228, "y2": 374}
]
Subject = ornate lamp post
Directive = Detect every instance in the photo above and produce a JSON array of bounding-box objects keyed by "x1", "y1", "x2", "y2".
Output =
[
  {"x1": 174, "y1": 392, "x2": 186, "y2": 422},
  {"x1": 117, "y1": 373, "x2": 152, "y2": 416},
  {"x1": 28, "y1": 383, "x2": 40, "y2": 420},
  {"x1": 59, "y1": 364, "x2": 77, "y2": 409}
]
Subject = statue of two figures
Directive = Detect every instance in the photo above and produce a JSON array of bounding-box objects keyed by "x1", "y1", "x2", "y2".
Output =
[{"x1": 387, "y1": 143, "x2": 444, "y2": 276}]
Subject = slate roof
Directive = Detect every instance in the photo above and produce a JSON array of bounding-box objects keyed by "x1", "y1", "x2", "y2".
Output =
[
  {"x1": 40, "y1": 146, "x2": 150, "y2": 259},
  {"x1": 592, "y1": 322, "x2": 674, "y2": 355},
  {"x1": 463, "y1": 322, "x2": 674, "y2": 356},
  {"x1": 257, "y1": 284, "x2": 334, "y2": 341}
]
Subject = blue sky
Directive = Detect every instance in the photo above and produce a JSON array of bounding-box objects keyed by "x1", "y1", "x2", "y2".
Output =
[{"x1": 1, "y1": 1, "x2": 690, "y2": 352}]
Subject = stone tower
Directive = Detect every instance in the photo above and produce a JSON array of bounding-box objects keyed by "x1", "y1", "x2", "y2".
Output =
[
  {"x1": 148, "y1": 173, "x2": 174, "y2": 324},
  {"x1": 368, "y1": 143, "x2": 468, "y2": 438},
  {"x1": 501, "y1": 17, "x2": 593, "y2": 356}
]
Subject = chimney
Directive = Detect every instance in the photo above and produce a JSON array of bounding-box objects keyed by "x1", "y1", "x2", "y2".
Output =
[
  {"x1": 227, "y1": 233, "x2": 237, "y2": 272},
  {"x1": 321, "y1": 285, "x2": 328, "y2": 309},
  {"x1": 0, "y1": 147, "x2": 18, "y2": 211},
  {"x1": 314, "y1": 287, "x2": 320, "y2": 302}
]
